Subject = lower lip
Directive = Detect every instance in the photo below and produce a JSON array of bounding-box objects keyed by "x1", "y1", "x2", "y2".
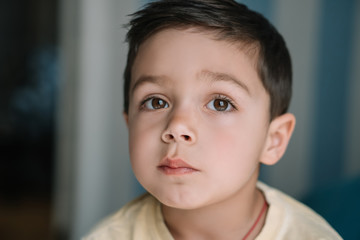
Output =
[{"x1": 158, "y1": 166, "x2": 198, "y2": 175}]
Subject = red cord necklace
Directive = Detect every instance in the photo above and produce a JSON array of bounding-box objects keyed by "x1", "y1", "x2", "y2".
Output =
[{"x1": 242, "y1": 200, "x2": 268, "y2": 240}]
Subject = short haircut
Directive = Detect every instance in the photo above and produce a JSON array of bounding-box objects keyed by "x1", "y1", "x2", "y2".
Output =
[{"x1": 123, "y1": 0, "x2": 292, "y2": 120}]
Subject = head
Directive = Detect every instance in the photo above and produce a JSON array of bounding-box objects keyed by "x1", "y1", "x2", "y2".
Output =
[
  {"x1": 123, "y1": 0, "x2": 295, "y2": 209},
  {"x1": 124, "y1": 0, "x2": 292, "y2": 121}
]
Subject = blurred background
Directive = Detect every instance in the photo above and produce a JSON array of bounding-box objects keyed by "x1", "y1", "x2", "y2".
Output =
[{"x1": 0, "y1": 0, "x2": 359, "y2": 239}]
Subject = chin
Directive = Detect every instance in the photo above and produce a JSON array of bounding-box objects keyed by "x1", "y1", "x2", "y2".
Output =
[
  {"x1": 154, "y1": 191, "x2": 208, "y2": 210},
  {"x1": 161, "y1": 200, "x2": 196, "y2": 209}
]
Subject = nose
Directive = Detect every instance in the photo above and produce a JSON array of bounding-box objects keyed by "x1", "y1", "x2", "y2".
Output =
[{"x1": 161, "y1": 112, "x2": 197, "y2": 144}]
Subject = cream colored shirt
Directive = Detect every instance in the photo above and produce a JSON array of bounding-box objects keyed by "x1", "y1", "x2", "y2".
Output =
[{"x1": 83, "y1": 182, "x2": 342, "y2": 239}]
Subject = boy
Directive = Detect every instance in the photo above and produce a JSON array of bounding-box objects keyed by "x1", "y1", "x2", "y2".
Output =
[{"x1": 84, "y1": 0, "x2": 342, "y2": 239}]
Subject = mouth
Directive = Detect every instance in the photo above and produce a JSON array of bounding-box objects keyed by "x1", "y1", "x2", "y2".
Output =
[{"x1": 157, "y1": 157, "x2": 199, "y2": 175}]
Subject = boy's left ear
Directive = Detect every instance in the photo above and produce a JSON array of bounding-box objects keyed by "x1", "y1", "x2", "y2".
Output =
[{"x1": 260, "y1": 113, "x2": 296, "y2": 165}]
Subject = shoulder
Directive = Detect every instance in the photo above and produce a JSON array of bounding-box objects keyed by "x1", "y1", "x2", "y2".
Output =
[
  {"x1": 82, "y1": 193, "x2": 163, "y2": 240},
  {"x1": 257, "y1": 182, "x2": 343, "y2": 240}
]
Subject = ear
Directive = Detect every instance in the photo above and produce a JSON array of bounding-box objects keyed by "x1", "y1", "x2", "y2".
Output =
[
  {"x1": 123, "y1": 112, "x2": 129, "y2": 127},
  {"x1": 260, "y1": 113, "x2": 296, "y2": 165}
]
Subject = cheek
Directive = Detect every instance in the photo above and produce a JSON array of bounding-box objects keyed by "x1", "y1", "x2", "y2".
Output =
[
  {"x1": 207, "y1": 129, "x2": 248, "y2": 165},
  {"x1": 205, "y1": 118, "x2": 247, "y2": 153},
  {"x1": 128, "y1": 117, "x2": 163, "y2": 171},
  {"x1": 202, "y1": 119, "x2": 264, "y2": 170},
  {"x1": 199, "y1": 126, "x2": 259, "y2": 194}
]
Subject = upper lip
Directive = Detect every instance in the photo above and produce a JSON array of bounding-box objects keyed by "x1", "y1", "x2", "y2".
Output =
[{"x1": 158, "y1": 157, "x2": 198, "y2": 170}]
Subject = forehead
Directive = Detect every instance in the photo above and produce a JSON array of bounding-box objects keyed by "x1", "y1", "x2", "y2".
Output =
[
  {"x1": 133, "y1": 27, "x2": 260, "y2": 68},
  {"x1": 131, "y1": 28, "x2": 265, "y2": 97}
]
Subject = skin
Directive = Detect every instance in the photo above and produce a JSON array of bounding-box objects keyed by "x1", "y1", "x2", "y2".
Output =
[{"x1": 124, "y1": 28, "x2": 295, "y2": 240}]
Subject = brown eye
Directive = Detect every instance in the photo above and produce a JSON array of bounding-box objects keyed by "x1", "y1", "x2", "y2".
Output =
[
  {"x1": 206, "y1": 97, "x2": 234, "y2": 112},
  {"x1": 213, "y1": 99, "x2": 228, "y2": 111},
  {"x1": 144, "y1": 97, "x2": 169, "y2": 110}
]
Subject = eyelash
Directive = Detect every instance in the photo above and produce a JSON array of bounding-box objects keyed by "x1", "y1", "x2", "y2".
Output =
[
  {"x1": 208, "y1": 94, "x2": 237, "y2": 112},
  {"x1": 139, "y1": 94, "x2": 237, "y2": 112},
  {"x1": 139, "y1": 95, "x2": 169, "y2": 110}
]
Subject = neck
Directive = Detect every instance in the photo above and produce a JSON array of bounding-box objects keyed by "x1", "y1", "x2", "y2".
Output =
[{"x1": 162, "y1": 176, "x2": 267, "y2": 240}]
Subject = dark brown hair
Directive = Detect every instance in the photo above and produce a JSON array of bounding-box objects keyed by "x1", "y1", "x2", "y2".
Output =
[{"x1": 123, "y1": 0, "x2": 292, "y2": 120}]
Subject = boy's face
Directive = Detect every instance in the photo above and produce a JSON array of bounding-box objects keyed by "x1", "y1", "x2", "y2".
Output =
[{"x1": 125, "y1": 29, "x2": 271, "y2": 209}]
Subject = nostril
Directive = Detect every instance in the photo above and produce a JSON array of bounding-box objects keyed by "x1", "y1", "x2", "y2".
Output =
[
  {"x1": 162, "y1": 132, "x2": 194, "y2": 143},
  {"x1": 182, "y1": 135, "x2": 191, "y2": 141},
  {"x1": 165, "y1": 134, "x2": 174, "y2": 141}
]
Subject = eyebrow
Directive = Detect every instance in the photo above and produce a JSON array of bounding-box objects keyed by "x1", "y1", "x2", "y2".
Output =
[
  {"x1": 200, "y1": 70, "x2": 251, "y2": 95},
  {"x1": 131, "y1": 75, "x2": 169, "y2": 94},
  {"x1": 131, "y1": 70, "x2": 251, "y2": 95}
]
